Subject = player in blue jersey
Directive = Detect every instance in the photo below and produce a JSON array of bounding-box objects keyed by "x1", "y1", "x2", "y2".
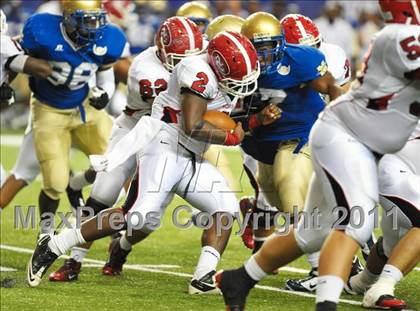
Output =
[
  {"x1": 215, "y1": 12, "x2": 344, "y2": 310},
  {"x1": 18, "y1": 0, "x2": 127, "y2": 237},
  {"x1": 236, "y1": 12, "x2": 343, "y2": 254}
]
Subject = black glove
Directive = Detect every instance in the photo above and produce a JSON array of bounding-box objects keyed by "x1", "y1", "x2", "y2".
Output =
[
  {"x1": 89, "y1": 86, "x2": 109, "y2": 110},
  {"x1": 0, "y1": 82, "x2": 15, "y2": 106}
]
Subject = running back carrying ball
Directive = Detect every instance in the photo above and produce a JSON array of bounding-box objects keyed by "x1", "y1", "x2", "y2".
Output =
[{"x1": 202, "y1": 110, "x2": 236, "y2": 131}]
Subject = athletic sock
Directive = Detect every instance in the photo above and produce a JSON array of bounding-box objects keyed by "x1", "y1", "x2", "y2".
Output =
[
  {"x1": 244, "y1": 255, "x2": 267, "y2": 281},
  {"x1": 380, "y1": 264, "x2": 403, "y2": 283},
  {"x1": 39, "y1": 190, "x2": 60, "y2": 234},
  {"x1": 69, "y1": 172, "x2": 89, "y2": 191},
  {"x1": 48, "y1": 228, "x2": 86, "y2": 257},
  {"x1": 316, "y1": 275, "x2": 344, "y2": 304},
  {"x1": 70, "y1": 247, "x2": 89, "y2": 263},
  {"x1": 119, "y1": 234, "x2": 132, "y2": 251},
  {"x1": 193, "y1": 246, "x2": 220, "y2": 280},
  {"x1": 307, "y1": 252, "x2": 320, "y2": 270}
]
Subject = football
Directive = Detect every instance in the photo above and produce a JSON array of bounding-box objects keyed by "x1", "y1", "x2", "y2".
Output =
[{"x1": 202, "y1": 110, "x2": 236, "y2": 130}]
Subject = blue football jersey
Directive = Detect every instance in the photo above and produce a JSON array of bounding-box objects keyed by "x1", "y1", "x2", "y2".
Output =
[
  {"x1": 242, "y1": 44, "x2": 328, "y2": 163},
  {"x1": 21, "y1": 13, "x2": 127, "y2": 110}
]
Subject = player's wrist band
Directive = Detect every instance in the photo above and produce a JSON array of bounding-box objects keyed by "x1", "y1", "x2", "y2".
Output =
[
  {"x1": 7, "y1": 54, "x2": 29, "y2": 73},
  {"x1": 248, "y1": 114, "x2": 261, "y2": 130},
  {"x1": 224, "y1": 131, "x2": 241, "y2": 146}
]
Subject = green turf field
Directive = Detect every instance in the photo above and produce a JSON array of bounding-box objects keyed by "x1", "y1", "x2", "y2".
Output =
[{"x1": 1, "y1": 134, "x2": 419, "y2": 310}]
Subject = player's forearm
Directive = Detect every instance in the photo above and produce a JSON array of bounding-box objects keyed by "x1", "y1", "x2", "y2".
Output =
[
  {"x1": 7, "y1": 54, "x2": 52, "y2": 79},
  {"x1": 328, "y1": 84, "x2": 344, "y2": 101},
  {"x1": 96, "y1": 67, "x2": 116, "y2": 99},
  {"x1": 188, "y1": 120, "x2": 228, "y2": 145}
]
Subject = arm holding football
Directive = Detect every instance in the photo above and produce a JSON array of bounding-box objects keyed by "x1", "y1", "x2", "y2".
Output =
[{"x1": 181, "y1": 90, "x2": 244, "y2": 145}]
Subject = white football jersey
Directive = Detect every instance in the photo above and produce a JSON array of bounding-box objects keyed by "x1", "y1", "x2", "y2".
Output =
[
  {"x1": 324, "y1": 24, "x2": 420, "y2": 154},
  {"x1": 126, "y1": 46, "x2": 169, "y2": 121},
  {"x1": 152, "y1": 54, "x2": 236, "y2": 154},
  {"x1": 320, "y1": 42, "x2": 350, "y2": 86},
  {"x1": 395, "y1": 121, "x2": 420, "y2": 174},
  {"x1": 0, "y1": 34, "x2": 23, "y2": 85}
]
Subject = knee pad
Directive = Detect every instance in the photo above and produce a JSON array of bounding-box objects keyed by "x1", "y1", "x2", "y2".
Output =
[
  {"x1": 85, "y1": 197, "x2": 109, "y2": 216},
  {"x1": 375, "y1": 236, "x2": 389, "y2": 262}
]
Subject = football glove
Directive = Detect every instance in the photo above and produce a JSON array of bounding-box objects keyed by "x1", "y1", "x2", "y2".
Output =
[
  {"x1": 0, "y1": 82, "x2": 15, "y2": 106},
  {"x1": 89, "y1": 86, "x2": 109, "y2": 110}
]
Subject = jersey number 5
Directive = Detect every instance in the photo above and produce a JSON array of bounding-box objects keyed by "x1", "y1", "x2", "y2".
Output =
[
  {"x1": 191, "y1": 72, "x2": 209, "y2": 94},
  {"x1": 400, "y1": 35, "x2": 420, "y2": 61}
]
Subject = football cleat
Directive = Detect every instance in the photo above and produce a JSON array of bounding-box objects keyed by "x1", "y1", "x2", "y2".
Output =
[
  {"x1": 27, "y1": 235, "x2": 58, "y2": 287},
  {"x1": 363, "y1": 294, "x2": 407, "y2": 310},
  {"x1": 239, "y1": 196, "x2": 256, "y2": 250},
  {"x1": 49, "y1": 258, "x2": 81, "y2": 282},
  {"x1": 102, "y1": 237, "x2": 131, "y2": 276},
  {"x1": 216, "y1": 269, "x2": 254, "y2": 311},
  {"x1": 189, "y1": 270, "x2": 220, "y2": 294},
  {"x1": 285, "y1": 268, "x2": 318, "y2": 292}
]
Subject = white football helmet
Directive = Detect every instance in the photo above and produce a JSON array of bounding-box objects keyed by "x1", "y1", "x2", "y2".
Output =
[{"x1": 0, "y1": 9, "x2": 7, "y2": 34}]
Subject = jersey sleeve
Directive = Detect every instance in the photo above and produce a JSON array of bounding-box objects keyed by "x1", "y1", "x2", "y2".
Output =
[
  {"x1": 384, "y1": 26, "x2": 420, "y2": 79},
  {"x1": 176, "y1": 56, "x2": 218, "y2": 100},
  {"x1": 0, "y1": 36, "x2": 23, "y2": 59},
  {"x1": 294, "y1": 46, "x2": 328, "y2": 82},
  {"x1": 322, "y1": 43, "x2": 351, "y2": 86},
  {"x1": 20, "y1": 14, "x2": 43, "y2": 56},
  {"x1": 102, "y1": 25, "x2": 128, "y2": 65}
]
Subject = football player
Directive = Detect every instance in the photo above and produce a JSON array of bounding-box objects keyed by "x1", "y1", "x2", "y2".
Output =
[
  {"x1": 176, "y1": 1, "x2": 213, "y2": 33},
  {"x1": 216, "y1": 1, "x2": 420, "y2": 310},
  {"x1": 236, "y1": 12, "x2": 343, "y2": 254},
  {"x1": 48, "y1": 16, "x2": 205, "y2": 282},
  {"x1": 278, "y1": 13, "x2": 366, "y2": 293},
  {"x1": 13, "y1": 0, "x2": 127, "y2": 237},
  {"x1": 0, "y1": 8, "x2": 65, "y2": 208},
  {"x1": 345, "y1": 123, "x2": 419, "y2": 309},
  {"x1": 26, "y1": 31, "x2": 278, "y2": 291}
]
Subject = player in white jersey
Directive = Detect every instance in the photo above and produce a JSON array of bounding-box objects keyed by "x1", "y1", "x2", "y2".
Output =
[
  {"x1": 48, "y1": 16, "x2": 204, "y2": 282},
  {"x1": 0, "y1": 9, "x2": 60, "y2": 208},
  {"x1": 216, "y1": 1, "x2": 420, "y2": 310},
  {"x1": 345, "y1": 122, "x2": 420, "y2": 309},
  {"x1": 27, "y1": 31, "x2": 278, "y2": 292},
  {"x1": 275, "y1": 13, "x2": 365, "y2": 293}
]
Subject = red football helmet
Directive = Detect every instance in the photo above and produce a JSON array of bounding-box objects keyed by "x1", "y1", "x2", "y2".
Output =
[
  {"x1": 155, "y1": 16, "x2": 204, "y2": 71},
  {"x1": 280, "y1": 14, "x2": 321, "y2": 47},
  {"x1": 208, "y1": 31, "x2": 260, "y2": 98},
  {"x1": 379, "y1": 0, "x2": 420, "y2": 25},
  {"x1": 103, "y1": 0, "x2": 135, "y2": 28}
]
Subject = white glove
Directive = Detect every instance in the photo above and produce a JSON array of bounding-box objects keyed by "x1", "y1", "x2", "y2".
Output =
[{"x1": 89, "y1": 155, "x2": 108, "y2": 172}]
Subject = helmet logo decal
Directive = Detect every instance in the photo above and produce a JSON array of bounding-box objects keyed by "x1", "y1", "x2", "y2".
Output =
[
  {"x1": 93, "y1": 45, "x2": 108, "y2": 56},
  {"x1": 212, "y1": 51, "x2": 230, "y2": 76},
  {"x1": 277, "y1": 63, "x2": 290, "y2": 75},
  {"x1": 161, "y1": 25, "x2": 171, "y2": 46}
]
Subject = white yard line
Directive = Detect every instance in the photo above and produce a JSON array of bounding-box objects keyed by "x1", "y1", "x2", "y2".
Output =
[
  {"x1": 0, "y1": 266, "x2": 17, "y2": 272},
  {"x1": 1, "y1": 243, "x2": 362, "y2": 306},
  {"x1": 1, "y1": 134, "x2": 23, "y2": 147}
]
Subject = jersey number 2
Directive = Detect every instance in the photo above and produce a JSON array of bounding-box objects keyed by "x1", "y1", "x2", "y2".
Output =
[{"x1": 191, "y1": 72, "x2": 209, "y2": 94}]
